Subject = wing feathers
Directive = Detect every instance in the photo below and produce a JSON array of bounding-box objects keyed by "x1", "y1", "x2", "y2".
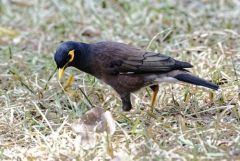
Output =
[
  {"x1": 127, "y1": 56, "x2": 144, "y2": 61},
  {"x1": 144, "y1": 56, "x2": 170, "y2": 61},
  {"x1": 124, "y1": 60, "x2": 142, "y2": 66},
  {"x1": 118, "y1": 51, "x2": 191, "y2": 73},
  {"x1": 121, "y1": 63, "x2": 138, "y2": 70},
  {"x1": 144, "y1": 52, "x2": 159, "y2": 57},
  {"x1": 93, "y1": 42, "x2": 192, "y2": 74}
]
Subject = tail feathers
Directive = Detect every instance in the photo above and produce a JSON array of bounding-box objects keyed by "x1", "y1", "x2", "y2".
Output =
[{"x1": 174, "y1": 73, "x2": 219, "y2": 90}]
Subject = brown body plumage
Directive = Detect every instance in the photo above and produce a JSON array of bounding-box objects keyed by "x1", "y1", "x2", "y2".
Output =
[{"x1": 54, "y1": 41, "x2": 219, "y2": 111}]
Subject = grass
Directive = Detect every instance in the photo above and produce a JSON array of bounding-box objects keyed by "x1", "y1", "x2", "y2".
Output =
[{"x1": 0, "y1": 0, "x2": 240, "y2": 160}]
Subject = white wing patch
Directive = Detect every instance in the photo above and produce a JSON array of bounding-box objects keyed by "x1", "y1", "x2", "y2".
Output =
[{"x1": 154, "y1": 77, "x2": 178, "y2": 83}]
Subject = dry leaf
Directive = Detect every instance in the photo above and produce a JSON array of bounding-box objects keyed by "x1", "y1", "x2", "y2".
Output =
[{"x1": 71, "y1": 107, "x2": 116, "y2": 137}]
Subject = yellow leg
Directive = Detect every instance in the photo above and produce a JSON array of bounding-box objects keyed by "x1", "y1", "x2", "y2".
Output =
[{"x1": 149, "y1": 85, "x2": 159, "y2": 113}]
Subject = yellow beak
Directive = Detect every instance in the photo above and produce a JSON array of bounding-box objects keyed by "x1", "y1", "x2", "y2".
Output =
[
  {"x1": 58, "y1": 68, "x2": 65, "y2": 79},
  {"x1": 58, "y1": 50, "x2": 75, "y2": 80}
]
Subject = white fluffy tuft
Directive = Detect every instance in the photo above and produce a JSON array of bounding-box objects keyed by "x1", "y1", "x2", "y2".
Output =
[{"x1": 154, "y1": 77, "x2": 178, "y2": 83}]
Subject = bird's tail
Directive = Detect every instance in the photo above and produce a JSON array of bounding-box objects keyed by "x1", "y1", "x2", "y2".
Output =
[{"x1": 174, "y1": 73, "x2": 219, "y2": 90}]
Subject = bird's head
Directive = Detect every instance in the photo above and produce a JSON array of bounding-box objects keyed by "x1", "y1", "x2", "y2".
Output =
[{"x1": 54, "y1": 41, "x2": 81, "y2": 79}]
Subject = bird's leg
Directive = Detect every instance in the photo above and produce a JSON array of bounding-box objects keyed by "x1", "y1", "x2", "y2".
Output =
[
  {"x1": 120, "y1": 93, "x2": 132, "y2": 111},
  {"x1": 149, "y1": 85, "x2": 159, "y2": 113}
]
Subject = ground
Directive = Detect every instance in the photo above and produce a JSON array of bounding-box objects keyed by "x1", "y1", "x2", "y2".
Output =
[{"x1": 0, "y1": 0, "x2": 240, "y2": 160}]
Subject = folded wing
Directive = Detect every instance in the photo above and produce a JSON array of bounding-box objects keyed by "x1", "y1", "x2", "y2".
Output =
[
  {"x1": 93, "y1": 41, "x2": 193, "y2": 74},
  {"x1": 117, "y1": 51, "x2": 192, "y2": 74}
]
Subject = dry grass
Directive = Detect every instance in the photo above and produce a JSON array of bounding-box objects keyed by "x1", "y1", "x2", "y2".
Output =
[{"x1": 0, "y1": 0, "x2": 240, "y2": 160}]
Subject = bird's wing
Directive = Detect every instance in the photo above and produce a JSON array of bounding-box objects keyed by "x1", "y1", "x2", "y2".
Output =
[
  {"x1": 117, "y1": 52, "x2": 184, "y2": 73},
  {"x1": 93, "y1": 42, "x2": 192, "y2": 74}
]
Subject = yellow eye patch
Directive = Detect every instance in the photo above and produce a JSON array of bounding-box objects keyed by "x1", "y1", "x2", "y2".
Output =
[
  {"x1": 68, "y1": 50, "x2": 75, "y2": 62},
  {"x1": 58, "y1": 50, "x2": 75, "y2": 80}
]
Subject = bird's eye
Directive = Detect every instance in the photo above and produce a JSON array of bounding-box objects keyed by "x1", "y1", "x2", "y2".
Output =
[{"x1": 68, "y1": 50, "x2": 75, "y2": 62}]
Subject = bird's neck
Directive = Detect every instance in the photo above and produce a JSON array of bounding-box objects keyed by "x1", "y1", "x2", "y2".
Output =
[{"x1": 74, "y1": 43, "x2": 93, "y2": 75}]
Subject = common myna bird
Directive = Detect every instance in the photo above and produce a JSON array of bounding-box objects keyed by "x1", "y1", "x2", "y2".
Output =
[{"x1": 54, "y1": 41, "x2": 219, "y2": 112}]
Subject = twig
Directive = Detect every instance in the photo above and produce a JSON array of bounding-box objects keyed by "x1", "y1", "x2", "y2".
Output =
[
  {"x1": 78, "y1": 87, "x2": 93, "y2": 109},
  {"x1": 146, "y1": 28, "x2": 172, "y2": 50},
  {"x1": 8, "y1": 46, "x2": 12, "y2": 59},
  {"x1": 9, "y1": 69, "x2": 35, "y2": 94},
  {"x1": 44, "y1": 67, "x2": 57, "y2": 90},
  {"x1": 33, "y1": 101, "x2": 54, "y2": 133}
]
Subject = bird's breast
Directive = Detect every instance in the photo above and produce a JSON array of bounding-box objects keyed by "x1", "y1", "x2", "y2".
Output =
[{"x1": 102, "y1": 74, "x2": 145, "y2": 93}]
